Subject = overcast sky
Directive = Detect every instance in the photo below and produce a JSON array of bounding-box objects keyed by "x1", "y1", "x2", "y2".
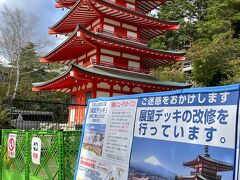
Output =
[{"x1": 0, "y1": 0, "x2": 67, "y2": 64}]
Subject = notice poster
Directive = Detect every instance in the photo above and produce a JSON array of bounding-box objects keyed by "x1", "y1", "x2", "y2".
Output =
[
  {"x1": 130, "y1": 89, "x2": 239, "y2": 180},
  {"x1": 75, "y1": 84, "x2": 240, "y2": 180},
  {"x1": 75, "y1": 99, "x2": 137, "y2": 180},
  {"x1": 31, "y1": 137, "x2": 42, "y2": 165},
  {"x1": 8, "y1": 133, "x2": 17, "y2": 158}
]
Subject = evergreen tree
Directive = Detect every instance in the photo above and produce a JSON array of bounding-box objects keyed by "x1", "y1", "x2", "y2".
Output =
[{"x1": 190, "y1": 0, "x2": 240, "y2": 86}]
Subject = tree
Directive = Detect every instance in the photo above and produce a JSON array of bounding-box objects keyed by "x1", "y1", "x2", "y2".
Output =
[
  {"x1": 189, "y1": 32, "x2": 240, "y2": 86},
  {"x1": 151, "y1": 63, "x2": 187, "y2": 83},
  {"x1": 190, "y1": 0, "x2": 240, "y2": 86},
  {"x1": 0, "y1": 5, "x2": 36, "y2": 99},
  {"x1": 0, "y1": 104, "x2": 11, "y2": 129},
  {"x1": 150, "y1": 0, "x2": 207, "y2": 83},
  {"x1": 152, "y1": 0, "x2": 207, "y2": 50}
]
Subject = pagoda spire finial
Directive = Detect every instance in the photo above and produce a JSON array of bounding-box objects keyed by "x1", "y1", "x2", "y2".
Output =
[{"x1": 204, "y1": 145, "x2": 210, "y2": 158}]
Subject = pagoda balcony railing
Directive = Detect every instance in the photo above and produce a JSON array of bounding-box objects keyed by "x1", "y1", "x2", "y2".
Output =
[
  {"x1": 104, "y1": 0, "x2": 138, "y2": 12},
  {"x1": 97, "y1": 29, "x2": 148, "y2": 45},
  {"x1": 88, "y1": 59, "x2": 150, "y2": 74}
]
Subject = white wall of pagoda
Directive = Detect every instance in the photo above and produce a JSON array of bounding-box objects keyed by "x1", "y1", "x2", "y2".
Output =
[
  {"x1": 68, "y1": 80, "x2": 145, "y2": 124},
  {"x1": 75, "y1": 47, "x2": 143, "y2": 72}
]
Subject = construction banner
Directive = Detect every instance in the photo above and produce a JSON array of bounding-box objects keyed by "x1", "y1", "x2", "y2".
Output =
[{"x1": 75, "y1": 84, "x2": 240, "y2": 180}]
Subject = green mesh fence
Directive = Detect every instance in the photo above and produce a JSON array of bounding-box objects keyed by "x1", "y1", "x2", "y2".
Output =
[
  {"x1": 63, "y1": 131, "x2": 81, "y2": 180},
  {"x1": 1, "y1": 130, "x2": 81, "y2": 180}
]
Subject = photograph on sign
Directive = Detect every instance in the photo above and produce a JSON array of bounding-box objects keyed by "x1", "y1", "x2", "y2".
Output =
[
  {"x1": 31, "y1": 137, "x2": 42, "y2": 165},
  {"x1": 8, "y1": 133, "x2": 17, "y2": 158},
  {"x1": 82, "y1": 124, "x2": 106, "y2": 157},
  {"x1": 129, "y1": 138, "x2": 235, "y2": 179}
]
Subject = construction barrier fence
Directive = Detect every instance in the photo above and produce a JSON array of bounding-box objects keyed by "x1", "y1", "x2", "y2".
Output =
[{"x1": 1, "y1": 129, "x2": 82, "y2": 180}]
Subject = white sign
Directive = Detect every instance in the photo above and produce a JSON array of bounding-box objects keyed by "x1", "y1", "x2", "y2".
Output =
[
  {"x1": 8, "y1": 133, "x2": 17, "y2": 158},
  {"x1": 31, "y1": 137, "x2": 41, "y2": 165},
  {"x1": 75, "y1": 85, "x2": 240, "y2": 180},
  {"x1": 76, "y1": 99, "x2": 138, "y2": 180}
]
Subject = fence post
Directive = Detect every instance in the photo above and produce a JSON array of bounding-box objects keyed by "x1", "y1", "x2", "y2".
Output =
[
  {"x1": 58, "y1": 131, "x2": 64, "y2": 180},
  {"x1": 25, "y1": 131, "x2": 30, "y2": 180}
]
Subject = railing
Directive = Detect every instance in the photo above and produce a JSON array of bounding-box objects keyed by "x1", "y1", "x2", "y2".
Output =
[
  {"x1": 90, "y1": 59, "x2": 150, "y2": 74},
  {"x1": 4, "y1": 99, "x2": 86, "y2": 130},
  {"x1": 97, "y1": 29, "x2": 148, "y2": 45}
]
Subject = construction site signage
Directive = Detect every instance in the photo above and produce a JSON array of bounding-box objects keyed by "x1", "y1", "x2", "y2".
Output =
[
  {"x1": 75, "y1": 84, "x2": 240, "y2": 180},
  {"x1": 8, "y1": 133, "x2": 17, "y2": 158},
  {"x1": 31, "y1": 137, "x2": 42, "y2": 165}
]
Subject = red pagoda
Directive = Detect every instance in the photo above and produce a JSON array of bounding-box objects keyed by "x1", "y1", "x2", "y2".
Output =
[
  {"x1": 180, "y1": 146, "x2": 234, "y2": 180},
  {"x1": 33, "y1": 0, "x2": 191, "y2": 124}
]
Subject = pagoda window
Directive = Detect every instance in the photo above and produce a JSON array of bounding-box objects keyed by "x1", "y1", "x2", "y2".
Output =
[
  {"x1": 113, "y1": 84, "x2": 121, "y2": 91},
  {"x1": 123, "y1": 86, "x2": 130, "y2": 92},
  {"x1": 70, "y1": 95, "x2": 76, "y2": 104},
  {"x1": 96, "y1": 91, "x2": 110, "y2": 97},
  {"x1": 103, "y1": 24, "x2": 115, "y2": 35},
  {"x1": 127, "y1": 31, "x2": 137, "y2": 41},
  {"x1": 100, "y1": 55, "x2": 114, "y2": 65},
  {"x1": 87, "y1": 83, "x2": 93, "y2": 89},
  {"x1": 128, "y1": 61, "x2": 140, "y2": 69},
  {"x1": 132, "y1": 87, "x2": 143, "y2": 93},
  {"x1": 69, "y1": 107, "x2": 75, "y2": 123},
  {"x1": 86, "y1": 91, "x2": 92, "y2": 104},
  {"x1": 97, "y1": 82, "x2": 111, "y2": 89}
]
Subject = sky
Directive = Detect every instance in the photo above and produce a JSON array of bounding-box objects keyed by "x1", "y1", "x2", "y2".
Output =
[{"x1": 0, "y1": 0, "x2": 66, "y2": 64}]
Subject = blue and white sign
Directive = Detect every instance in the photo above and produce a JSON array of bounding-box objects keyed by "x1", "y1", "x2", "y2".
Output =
[{"x1": 75, "y1": 84, "x2": 240, "y2": 180}]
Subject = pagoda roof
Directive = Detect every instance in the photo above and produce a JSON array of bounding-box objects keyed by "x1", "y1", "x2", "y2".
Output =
[
  {"x1": 50, "y1": 0, "x2": 179, "y2": 40},
  {"x1": 42, "y1": 25, "x2": 185, "y2": 69},
  {"x1": 183, "y1": 155, "x2": 234, "y2": 172},
  {"x1": 55, "y1": 0, "x2": 168, "y2": 14},
  {"x1": 32, "y1": 64, "x2": 190, "y2": 93}
]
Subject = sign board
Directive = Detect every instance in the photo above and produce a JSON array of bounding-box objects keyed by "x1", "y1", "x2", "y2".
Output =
[
  {"x1": 8, "y1": 133, "x2": 17, "y2": 158},
  {"x1": 75, "y1": 84, "x2": 240, "y2": 180},
  {"x1": 31, "y1": 137, "x2": 41, "y2": 165}
]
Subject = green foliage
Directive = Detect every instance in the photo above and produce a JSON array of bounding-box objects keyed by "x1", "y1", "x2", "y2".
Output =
[
  {"x1": 151, "y1": 0, "x2": 240, "y2": 86},
  {"x1": 190, "y1": 0, "x2": 240, "y2": 86},
  {"x1": 0, "y1": 104, "x2": 11, "y2": 128},
  {"x1": 189, "y1": 32, "x2": 240, "y2": 86},
  {"x1": 154, "y1": 0, "x2": 206, "y2": 50},
  {"x1": 151, "y1": 63, "x2": 188, "y2": 83},
  {"x1": 12, "y1": 42, "x2": 67, "y2": 101}
]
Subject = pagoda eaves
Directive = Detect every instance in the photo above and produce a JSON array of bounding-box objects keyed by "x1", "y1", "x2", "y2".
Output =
[
  {"x1": 183, "y1": 155, "x2": 234, "y2": 172},
  {"x1": 49, "y1": 0, "x2": 179, "y2": 41},
  {"x1": 55, "y1": 0, "x2": 169, "y2": 14},
  {"x1": 41, "y1": 25, "x2": 185, "y2": 70},
  {"x1": 33, "y1": 64, "x2": 190, "y2": 93}
]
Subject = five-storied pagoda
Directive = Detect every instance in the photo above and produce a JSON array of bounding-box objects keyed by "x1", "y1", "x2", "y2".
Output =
[{"x1": 33, "y1": 0, "x2": 191, "y2": 124}]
